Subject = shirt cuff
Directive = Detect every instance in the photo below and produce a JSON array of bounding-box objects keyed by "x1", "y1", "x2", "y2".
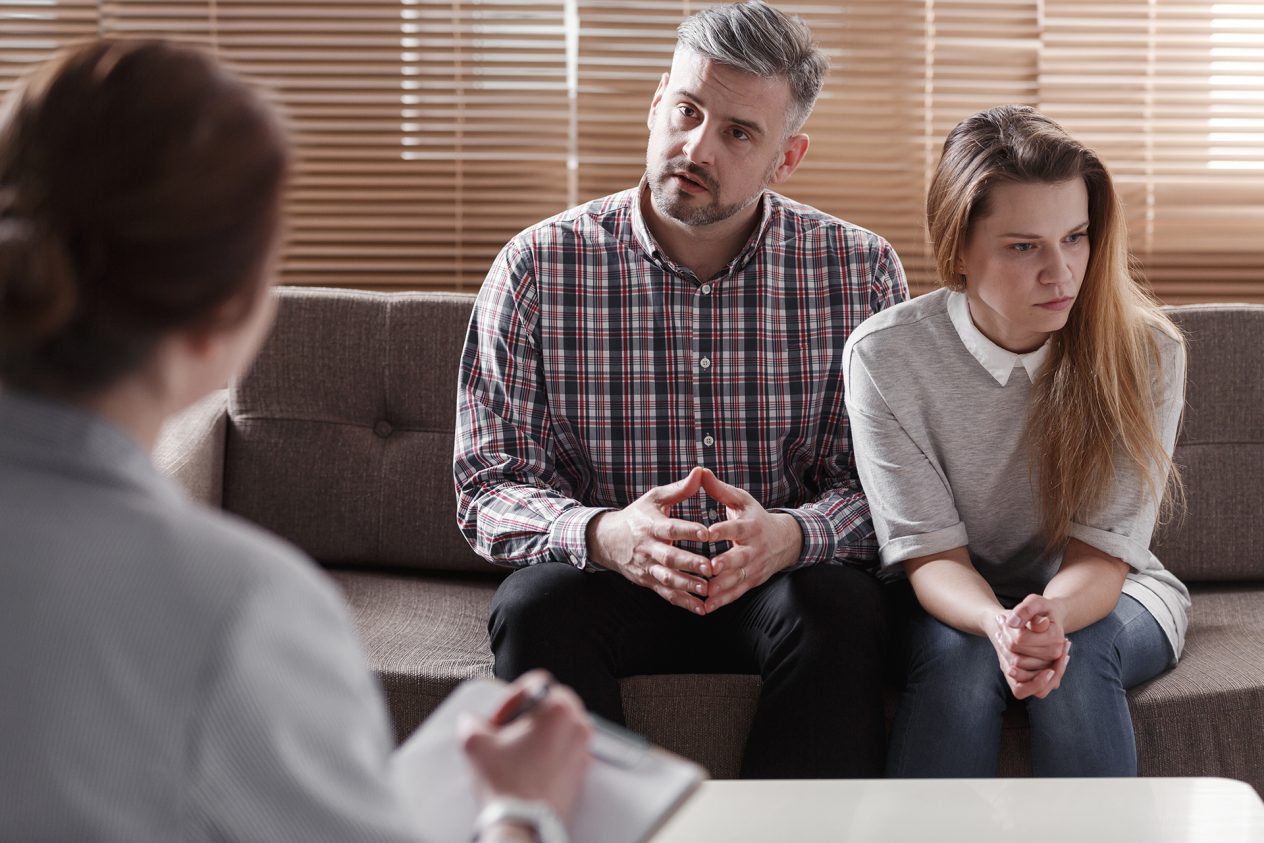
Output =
[
  {"x1": 773, "y1": 508, "x2": 837, "y2": 569},
  {"x1": 548, "y1": 506, "x2": 614, "y2": 571},
  {"x1": 878, "y1": 523, "x2": 970, "y2": 569}
]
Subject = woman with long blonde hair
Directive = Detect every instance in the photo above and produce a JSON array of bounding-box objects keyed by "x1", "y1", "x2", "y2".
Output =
[{"x1": 843, "y1": 104, "x2": 1188, "y2": 775}]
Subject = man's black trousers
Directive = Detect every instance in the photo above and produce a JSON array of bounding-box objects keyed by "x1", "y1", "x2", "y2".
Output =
[{"x1": 488, "y1": 563, "x2": 887, "y2": 778}]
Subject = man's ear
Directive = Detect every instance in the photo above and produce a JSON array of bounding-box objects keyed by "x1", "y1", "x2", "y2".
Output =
[
  {"x1": 768, "y1": 133, "x2": 810, "y2": 185},
  {"x1": 647, "y1": 71, "x2": 669, "y2": 130}
]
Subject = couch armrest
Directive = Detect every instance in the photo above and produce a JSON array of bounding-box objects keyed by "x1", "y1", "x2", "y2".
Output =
[{"x1": 153, "y1": 388, "x2": 228, "y2": 508}]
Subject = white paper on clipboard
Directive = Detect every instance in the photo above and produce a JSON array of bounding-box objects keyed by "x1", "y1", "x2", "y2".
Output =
[{"x1": 392, "y1": 678, "x2": 707, "y2": 843}]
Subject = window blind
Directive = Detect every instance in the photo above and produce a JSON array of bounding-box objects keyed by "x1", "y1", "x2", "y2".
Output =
[{"x1": 1, "y1": 0, "x2": 1261, "y2": 302}]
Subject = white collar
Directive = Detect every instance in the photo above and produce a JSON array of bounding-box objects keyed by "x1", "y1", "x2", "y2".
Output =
[{"x1": 947, "y1": 291, "x2": 1050, "y2": 386}]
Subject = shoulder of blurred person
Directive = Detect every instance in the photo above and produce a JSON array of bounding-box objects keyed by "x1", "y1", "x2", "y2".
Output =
[{"x1": 0, "y1": 387, "x2": 422, "y2": 841}]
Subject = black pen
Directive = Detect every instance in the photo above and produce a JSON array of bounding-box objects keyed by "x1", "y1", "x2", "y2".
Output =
[{"x1": 494, "y1": 678, "x2": 553, "y2": 726}]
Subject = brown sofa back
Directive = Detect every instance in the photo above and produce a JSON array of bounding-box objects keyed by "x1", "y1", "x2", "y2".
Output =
[
  {"x1": 225, "y1": 288, "x2": 1263, "y2": 582},
  {"x1": 1153, "y1": 305, "x2": 1264, "y2": 582},
  {"x1": 226, "y1": 287, "x2": 488, "y2": 574}
]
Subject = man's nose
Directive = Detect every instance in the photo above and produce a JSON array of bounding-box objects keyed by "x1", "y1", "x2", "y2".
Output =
[{"x1": 682, "y1": 124, "x2": 716, "y2": 167}]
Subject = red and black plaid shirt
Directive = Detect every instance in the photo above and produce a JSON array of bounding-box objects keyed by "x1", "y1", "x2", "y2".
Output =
[{"x1": 454, "y1": 184, "x2": 908, "y2": 570}]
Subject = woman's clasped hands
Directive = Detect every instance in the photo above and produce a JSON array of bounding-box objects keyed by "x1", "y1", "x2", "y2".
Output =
[{"x1": 987, "y1": 594, "x2": 1072, "y2": 700}]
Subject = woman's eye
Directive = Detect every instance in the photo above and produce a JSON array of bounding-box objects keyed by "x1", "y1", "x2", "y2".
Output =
[{"x1": 1011, "y1": 243, "x2": 1035, "y2": 253}]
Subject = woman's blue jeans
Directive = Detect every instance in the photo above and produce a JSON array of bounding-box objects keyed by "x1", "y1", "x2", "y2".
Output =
[{"x1": 887, "y1": 592, "x2": 1173, "y2": 777}]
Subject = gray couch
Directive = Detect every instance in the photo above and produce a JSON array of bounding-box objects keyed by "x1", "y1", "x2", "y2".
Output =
[{"x1": 155, "y1": 286, "x2": 1264, "y2": 792}]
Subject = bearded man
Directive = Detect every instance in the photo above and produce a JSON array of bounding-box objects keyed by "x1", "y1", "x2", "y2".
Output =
[{"x1": 454, "y1": 0, "x2": 908, "y2": 778}]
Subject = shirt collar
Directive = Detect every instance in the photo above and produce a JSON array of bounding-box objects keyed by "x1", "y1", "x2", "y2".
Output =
[
  {"x1": 629, "y1": 178, "x2": 774, "y2": 280},
  {"x1": 629, "y1": 177, "x2": 661, "y2": 260},
  {"x1": 947, "y1": 290, "x2": 1050, "y2": 386}
]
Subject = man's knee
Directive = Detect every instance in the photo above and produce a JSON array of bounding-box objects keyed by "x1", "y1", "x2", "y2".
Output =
[
  {"x1": 781, "y1": 565, "x2": 883, "y2": 635},
  {"x1": 489, "y1": 563, "x2": 589, "y2": 654},
  {"x1": 754, "y1": 565, "x2": 885, "y2": 663}
]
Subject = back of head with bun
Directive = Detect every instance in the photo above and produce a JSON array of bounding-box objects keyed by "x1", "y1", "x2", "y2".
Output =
[{"x1": 0, "y1": 39, "x2": 289, "y2": 397}]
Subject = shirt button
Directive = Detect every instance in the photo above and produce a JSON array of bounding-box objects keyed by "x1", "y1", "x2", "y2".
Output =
[
  {"x1": 703, "y1": 434, "x2": 715, "y2": 447},
  {"x1": 700, "y1": 284, "x2": 712, "y2": 295},
  {"x1": 699, "y1": 356, "x2": 711, "y2": 369},
  {"x1": 708, "y1": 508, "x2": 719, "y2": 521}
]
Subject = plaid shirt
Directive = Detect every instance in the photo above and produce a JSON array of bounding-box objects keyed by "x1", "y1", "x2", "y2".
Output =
[{"x1": 454, "y1": 184, "x2": 908, "y2": 570}]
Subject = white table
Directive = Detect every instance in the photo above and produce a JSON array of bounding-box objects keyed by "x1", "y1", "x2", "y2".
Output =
[{"x1": 651, "y1": 777, "x2": 1264, "y2": 842}]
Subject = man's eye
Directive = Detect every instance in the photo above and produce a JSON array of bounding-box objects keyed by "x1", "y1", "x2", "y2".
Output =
[{"x1": 1010, "y1": 243, "x2": 1035, "y2": 253}]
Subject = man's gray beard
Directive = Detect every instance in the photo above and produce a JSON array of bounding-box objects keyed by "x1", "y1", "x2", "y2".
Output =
[
  {"x1": 650, "y1": 180, "x2": 753, "y2": 226},
  {"x1": 646, "y1": 162, "x2": 775, "y2": 227}
]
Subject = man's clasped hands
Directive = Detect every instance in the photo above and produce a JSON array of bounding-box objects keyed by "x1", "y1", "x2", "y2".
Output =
[{"x1": 586, "y1": 466, "x2": 802, "y2": 615}]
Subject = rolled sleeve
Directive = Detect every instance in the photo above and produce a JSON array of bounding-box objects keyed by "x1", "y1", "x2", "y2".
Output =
[{"x1": 880, "y1": 523, "x2": 971, "y2": 568}]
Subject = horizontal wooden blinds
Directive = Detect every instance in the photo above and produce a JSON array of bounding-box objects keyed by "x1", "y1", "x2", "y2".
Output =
[
  {"x1": 1, "y1": 1, "x2": 1261, "y2": 301},
  {"x1": 1042, "y1": 1, "x2": 1264, "y2": 302}
]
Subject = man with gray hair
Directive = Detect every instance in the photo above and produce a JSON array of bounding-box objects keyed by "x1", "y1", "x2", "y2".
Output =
[{"x1": 455, "y1": 0, "x2": 907, "y2": 777}]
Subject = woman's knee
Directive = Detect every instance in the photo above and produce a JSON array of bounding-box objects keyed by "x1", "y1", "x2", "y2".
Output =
[
  {"x1": 1056, "y1": 596, "x2": 1171, "y2": 702},
  {"x1": 903, "y1": 618, "x2": 1007, "y2": 709}
]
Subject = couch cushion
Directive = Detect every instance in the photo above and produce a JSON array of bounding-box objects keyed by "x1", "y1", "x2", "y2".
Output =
[
  {"x1": 225, "y1": 287, "x2": 490, "y2": 574},
  {"x1": 1153, "y1": 305, "x2": 1264, "y2": 582},
  {"x1": 326, "y1": 568, "x2": 761, "y2": 778},
  {"x1": 328, "y1": 570, "x2": 496, "y2": 737},
  {"x1": 1128, "y1": 584, "x2": 1264, "y2": 791}
]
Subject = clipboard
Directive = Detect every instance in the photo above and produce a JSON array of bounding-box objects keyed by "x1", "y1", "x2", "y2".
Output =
[{"x1": 392, "y1": 678, "x2": 707, "y2": 843}]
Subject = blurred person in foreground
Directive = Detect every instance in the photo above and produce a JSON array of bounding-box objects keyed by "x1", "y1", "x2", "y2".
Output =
[{"x1": 0, "y1": 38, "x2": 588, "y2": 843}]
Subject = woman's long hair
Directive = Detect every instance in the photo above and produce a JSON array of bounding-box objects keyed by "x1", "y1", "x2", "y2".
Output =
[{"x1": 927, "y1": 105, "x2": 1183, "y2": 548}]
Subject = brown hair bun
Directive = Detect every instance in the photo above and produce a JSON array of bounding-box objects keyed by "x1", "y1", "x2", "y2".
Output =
[
  {"x1": 0, "y1": 214, "x2": 77, "y2": 348},
  {"x1": 0, "y1": 38, "x2": 289, "y2": 397}
]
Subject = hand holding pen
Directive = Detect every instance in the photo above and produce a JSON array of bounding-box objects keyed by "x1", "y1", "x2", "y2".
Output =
[{"x1": 460, "y1": 671, "x2": 593, "y2": 826}]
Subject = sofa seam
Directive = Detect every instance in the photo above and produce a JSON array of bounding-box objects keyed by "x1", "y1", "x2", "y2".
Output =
[{"x1": 377, "y1": 299, "x2": 391, "y2": 562}]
